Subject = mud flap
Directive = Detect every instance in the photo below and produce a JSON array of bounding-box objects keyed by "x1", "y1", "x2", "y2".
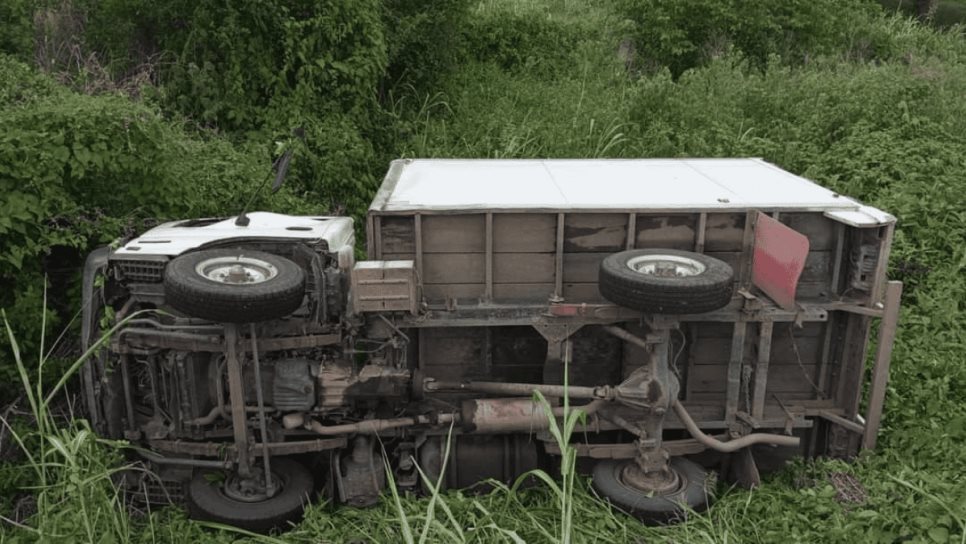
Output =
[{"x1": 752, "y1": 212, "x2": 810, "y2": 310}]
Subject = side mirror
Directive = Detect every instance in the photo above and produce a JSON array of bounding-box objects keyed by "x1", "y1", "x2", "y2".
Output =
[{"x1": 272, "y1": 149, "x2": 293, "y2": 194}]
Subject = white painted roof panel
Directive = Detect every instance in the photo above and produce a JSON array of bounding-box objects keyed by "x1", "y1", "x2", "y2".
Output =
[
  {"x1": 114, "y1": 212, "x2": 355, "y2": 256},
  {"x1": 371, "y1": 158, "x2": 875, "y2": 213}
]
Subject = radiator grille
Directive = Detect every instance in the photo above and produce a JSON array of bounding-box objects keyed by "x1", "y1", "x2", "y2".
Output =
[{"x1": 115, "y1": 260, "x2": 166, "y2": 283}]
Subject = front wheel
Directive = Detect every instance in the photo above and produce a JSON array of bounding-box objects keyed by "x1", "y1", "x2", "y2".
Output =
[{"x1": 187, "y1": 458, "x2": 314, "y2": 533}]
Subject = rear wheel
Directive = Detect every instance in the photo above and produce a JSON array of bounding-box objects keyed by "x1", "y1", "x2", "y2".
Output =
[
  {"x1": 591, "y1": 457, "x2": 711, "y2": 524},
  {"x1": 187, "y1": 458, "x2": 314, "y2": 533}
]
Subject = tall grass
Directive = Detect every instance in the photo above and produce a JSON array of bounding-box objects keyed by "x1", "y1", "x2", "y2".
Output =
[
  {"x1": 352, "y1": 344, "x2": 596, "y2": 544},
  {"x1": 0, "y1": 299, "x2": 152, "y2": 541},
  {"x1": 512, "y1": 341, "x2": 585, "y2": 544}
]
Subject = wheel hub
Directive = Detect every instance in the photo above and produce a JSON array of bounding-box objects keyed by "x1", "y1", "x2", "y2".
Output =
[
  {"x1": 620, "y1": 461, "x2": 682, "y2": 496},
  {"x1": 222, "y1": 471, "x2": 281, "y2": 503},
  {"x1": 626, "y1": 255, "x2": 706, "y2": 278},
  {"x1": 195, "y1": 256, "x2": 279, "y2": 285}
]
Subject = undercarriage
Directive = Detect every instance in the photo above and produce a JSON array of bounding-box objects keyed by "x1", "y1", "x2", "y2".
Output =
[{"x1": 79, "y1": 159, "x2": 903, "y2": 532}]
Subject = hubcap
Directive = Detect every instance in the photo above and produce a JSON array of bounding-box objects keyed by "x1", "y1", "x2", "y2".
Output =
[
  {"x1": 626, "y1": 255, "x2": 705, "y2": 278},
  {"x1": 195, "y1": 256, "x2": 278, "y2": 285}
]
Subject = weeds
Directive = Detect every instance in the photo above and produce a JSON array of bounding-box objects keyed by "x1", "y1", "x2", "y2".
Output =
[
  {"x1": 0, "y1": 299, "x2": 147, "y2": 541},
  {"x1": 3, "y1": 0, "x2": 966, "y2": 542}
]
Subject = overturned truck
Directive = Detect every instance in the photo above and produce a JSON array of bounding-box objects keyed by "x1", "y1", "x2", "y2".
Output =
[{"x1": 81, "y1": 159, "x2": 902, "y2": 530}]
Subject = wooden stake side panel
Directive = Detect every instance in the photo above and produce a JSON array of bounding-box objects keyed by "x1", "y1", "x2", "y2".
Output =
[
  {"x1": 370, "y1": 211, "x2": 842, "y2": 306},
  {"x1": 371, "y1": 209, "x2": 894, "y2": 455}
]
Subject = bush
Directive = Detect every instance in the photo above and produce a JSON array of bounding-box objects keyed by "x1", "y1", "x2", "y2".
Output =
[
  {"x1": 80, "y1": 0, "x2": 472, "y2": 217},
  {"x1": 617, "y1": 0, "x2": 886, "y2": 75},
  {"x1": 463, "y1": 12, "x2": 598, "y2": 77},
  {"x1": 382, "y1": 0, "x2": 472, "y2": 93},
  {"x1": 0, "y1": 54, "x2": 316, "y2": 399},
  {"x1": 0, "y1": 0, "x2": 34, "y2": 60}
]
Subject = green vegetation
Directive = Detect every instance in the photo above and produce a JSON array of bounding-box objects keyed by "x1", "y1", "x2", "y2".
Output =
[
  {"x1": 0, "y1": 305, "x2": 151, "y2": 542},
  {"x1": 2, "y1": 0, "x2": 966, "y2": 541}
]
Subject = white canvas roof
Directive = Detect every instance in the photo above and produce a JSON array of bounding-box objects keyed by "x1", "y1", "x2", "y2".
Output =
[{"x1": 370, "y1": 158, "x2": 885, "y2": 216}]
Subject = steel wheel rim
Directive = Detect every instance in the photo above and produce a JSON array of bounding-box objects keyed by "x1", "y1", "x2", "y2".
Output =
[
  {"x1": 221, "y1": 471, "x2": 284, "y2": 503},
  {"x1": 195, "y1": 256, "x2": 279, "y2": 285},
  {"x1": 626, "y1": 255, "x2": 706, "y2": 277},
  {"x1": 616, "y1": 461, "x2": 685, "y2": 497}
]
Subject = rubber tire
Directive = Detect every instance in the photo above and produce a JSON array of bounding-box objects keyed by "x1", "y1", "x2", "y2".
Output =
[
  {"x1": 591, "y1": 457, "x2": 710, "y2": 525},
  {"x1": 598, "y1": 249, "x2": 734, "y2": 314},
  {"x1": 163, "y1": 248, "x2": 305, "y2": 323},
  {"x1": 187, "y1": 458, "x2": 314, "y2": 533}
]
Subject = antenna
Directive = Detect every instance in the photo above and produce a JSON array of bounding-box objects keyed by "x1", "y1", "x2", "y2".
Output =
[{"x1": 235, "y1": 128, "x2": 305, "y2": 227}]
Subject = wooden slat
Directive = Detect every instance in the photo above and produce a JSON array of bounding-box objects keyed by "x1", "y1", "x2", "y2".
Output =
[
  {"x1": 555, "y1": 213, "x2": 565, "y2": 299},
  {"x1": 493, "y1": 253, "x2": 555, "y2": 284},
  {"x1": 422, "y1": 215, "x2": 485, "y2": 253},
  {"x1": 695, "y1": 212, "x2": 707, "y2": 253},
  {"x1": 820, "y1": 411, "x2": 864, "y2": 435},
  {"x1": 702, "y1": 251, "x2": 832, "y2": 285},
  {"x1": 634, "y1": 214, "x2": 698, "y2": 250},
  {"x1": 368, "y1": 215, "x2": 377, "y2": 259},
  {"x1": 423, "y1": 283, "x2": 484, "y2": 302},
  {"x1": 689, "y1": 363, "x2": 819, "y2": 395},
  {"x1": 492, "y1": 213, "x2": 556, "y2": 252},
  {"x1": 422, "y1": 254, "x2": 485, "y2": 284},
  {"x1": 626, "y1": 213, "x2": 636, "y2": 250},
  {"x1": 493, "y1": 283, "x2": 555, "y2": 301},
  {"x1": 725, "y1": 321, "x2": 747, "y2": 425},
  {"x1": 703, "y1": 213, "x2": 746, "y2": 251},
  {"x1": 752, "y1": 321, "x2": 773, "y2": 419},
  {"x1": 816, "y1": 316, "x2": 837, "y2": 400},
  {"x1": 690, "y1": 325, "x2": 822, "y2": 367},
  {"x1": 414, "y1": 214, "x2": 423, "y2": 281},
  {"x1": 738, "y1": 211, "x2": 757, "y2": 287},
  {"x1": 862, "y1": 281, "x2": 902, "y2": 450},
  {"x1": 379, "y1": 216, "x2": 414, "y2": 254},
  {"x1": 800, "y1": 252, "x2": 833, "y2": 283},
  {"x1": 382, "y1": 252, "x2": 416, "y2": 261},
  {"x1": 561, "y1": 253, "x2": 607, "y2": 283},
  {"x1": 870, "y1": 224, "x2": 895, "y2": 305},
  {"x1": 834, "y1": 310, "x2": 872, "y2": 458},
  {"x1": 779, "y1": 212, "x2": 838, "y2": 250},
  {"x1": 485, "y1": 213, "x2": 493, "y2": 301},
  {"x1": 691, "y1": 390, "x2": 816, "y2": 403},
  {"x1": 563, "y1": 213, "x2": 627, "y2": 252},
  {"x1": 830, "y1": 223, "x2": 845, "y2": 296}
]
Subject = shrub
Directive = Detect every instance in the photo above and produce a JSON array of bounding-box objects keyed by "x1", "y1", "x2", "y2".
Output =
[
  {"x1": 463, "y1": 11, "x2": 598, "y2": 77},
  {"x1": 0, "y1": 0, "x2": 34, "y2": 60},
  {"x1": 80, "y1": 0, "x2": 472, "y2": 217},
  {"x1": 382, "y1": 0, "x2": 472, "y2": 93},
  {"x1": 0, "y1": 54, "x2": 313, "y2": 399},
  {"x1": 617, "y1": 0, "x2": 885, "y2": 75}
]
